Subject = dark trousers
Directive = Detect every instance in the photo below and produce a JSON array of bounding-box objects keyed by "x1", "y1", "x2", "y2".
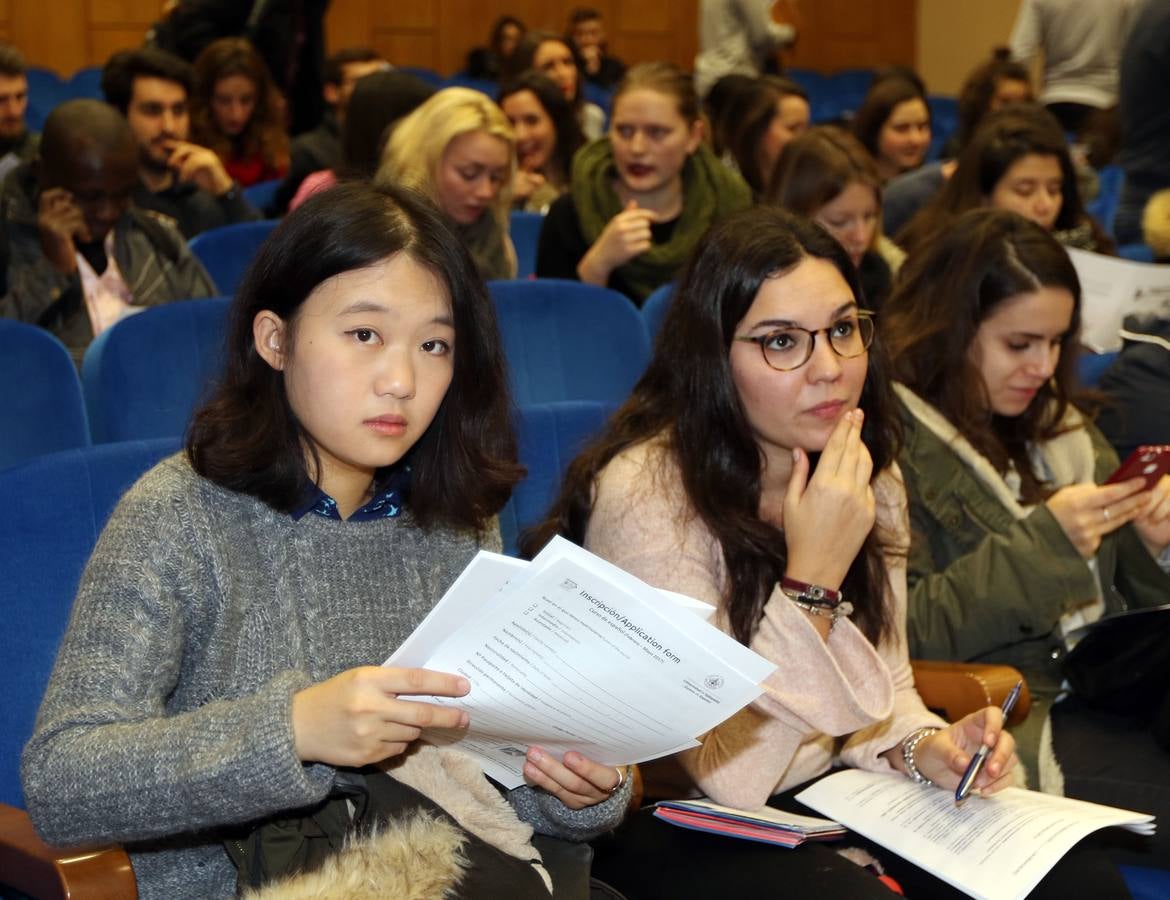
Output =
[{"x1": 591, "y1": 772, "x2": 1130, "y2": 899}]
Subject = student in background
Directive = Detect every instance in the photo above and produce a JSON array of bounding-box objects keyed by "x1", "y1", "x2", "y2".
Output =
[
  {"x1": 947, "y1": 49, "x2": 1032, "y2": 158},
  {"x1": 526, "y1": 204, "x2": 1124, "y2": 897},
  {"x1": 0, "y1": 44, "x2": 38, "y2": 182},
  {"x1": 21, "y1": 182, "x2": 630, "y2": 897},
  {"x1": 713, "y1": 75, "x2": 809, "y2": 198},
  {"x1": 884, "y1": 50, "x2": 1033, "y2": 237},
  {"x1": 466, "y1": 15, "x2": 526, "y2": 82},
  {"x1": 271, "y1": 47, "x2": 389, "y2": 215},
  {"x1": 883, "y1": 208, "x2": 1170, "y2": 865},
  {"x1": 1010, "y1": 0, "x2": 1132, "y2": 168},
  {"x1": 567, "y1": 7, "x2": 626, "y2": 90},
  {"x1": 767, "y1": 125, "x2": 903, "y2": 310},
  {"x1": 536, "y1": 62, "x2": 750, "y2": 306},
  {"x1": 852, "y1": 75, "x2": 932, "y2": 183},
  {"x1": 101, "y1": 46, "x2": 260, "y2": 239},
  {"x1": 191, "y1": 37, "x2": 289, "y2": 187},
  {"x1": 694, "y1": 0, "x2": 797, "y2": 100},
  {"x1": 896, "y1": 106, "x2": 1109, "y2": 257},
  {"x1": 289, "y1": 70, "x2": 434, "y2": 212},
  {"x1": 376, "y1": 87, "x2": 517, "y2": 281},
  {"x1": 499, "y1": 70, "x2": 586, "y2": 214},
  {"x1": 504, "y1": 31, "x2": 606, "y2": 141},
  {"x1": 0, "y1": 100, "x2": 214, "y2": 359}
]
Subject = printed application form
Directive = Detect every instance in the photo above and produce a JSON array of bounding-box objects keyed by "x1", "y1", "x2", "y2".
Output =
[
  {"x1": 385, "y1": 537, "x2": 775, "y2": 787},
  {"x1": 797, "y1": 769, "x2": 1154, "y2": 900}
]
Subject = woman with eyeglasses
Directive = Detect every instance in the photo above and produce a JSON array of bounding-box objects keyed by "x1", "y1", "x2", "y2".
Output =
[{"x1": 516, "y1": 206, "x2": 1129, "y2": 898}]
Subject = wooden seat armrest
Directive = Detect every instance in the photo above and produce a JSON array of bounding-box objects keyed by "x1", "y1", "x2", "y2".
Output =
[
  {"x1": 911, "y1": 660, "x2": 1031, "y2": 726},
  {"x1": 0, "y1": 802, "x2": 137, "y2": 899}
]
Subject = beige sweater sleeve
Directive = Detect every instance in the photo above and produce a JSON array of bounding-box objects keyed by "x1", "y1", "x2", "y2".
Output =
[{"x1": 584, "y1": 444, "x2": 943, "y2": 810}]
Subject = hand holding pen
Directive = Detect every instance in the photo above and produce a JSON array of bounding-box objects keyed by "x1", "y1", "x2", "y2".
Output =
[{"x1": 955, "y1": 680, "x2": 1023, "y2": 805}]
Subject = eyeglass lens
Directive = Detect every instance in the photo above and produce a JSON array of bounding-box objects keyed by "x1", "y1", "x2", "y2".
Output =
[{"x1": 761, "y1": 315, "x2": 874, "y2": 371}]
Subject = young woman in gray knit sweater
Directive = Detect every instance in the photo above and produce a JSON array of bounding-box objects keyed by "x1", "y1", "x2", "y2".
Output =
[{"x1": 21, "y1": 183, "x2": 630, "y2": 899}]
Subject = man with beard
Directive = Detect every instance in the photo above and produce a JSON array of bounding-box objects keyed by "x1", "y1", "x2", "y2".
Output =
[
  {"x1": 0, "y1": 45, "x2": 37, "y2": 183},
  {"x1": 101, "y1": 47, "x2": 259, "y2": 238}
]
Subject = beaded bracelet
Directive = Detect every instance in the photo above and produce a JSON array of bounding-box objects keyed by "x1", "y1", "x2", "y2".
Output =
[
  {"x1": 901, "y1": 726, "x2": 941, "y2": 786},
  {"x1": 788, "y1": 598, "x2": 855, "y2": 632}
]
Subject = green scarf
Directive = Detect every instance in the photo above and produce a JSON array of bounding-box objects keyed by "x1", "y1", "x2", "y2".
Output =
[{"x1": 570, "y1": 137, "x2": 751, "y2": 302}]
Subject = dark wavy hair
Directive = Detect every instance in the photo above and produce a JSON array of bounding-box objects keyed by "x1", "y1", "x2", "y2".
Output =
[
  {"x1": 717, "y1": 75, "x2": 809, "y2": 196},
  {"x1": 953, "y1": 48, "x2": 1032, "y2": 154},
  {"x1": 187, "y1": 182, "x2": 523, "y2": 532},
  {"x1": 882, "y1": 208, "x2": 1083, "y2": 502},
  {"x1": 503, "y1": 31, "x2": 586, "y2": 107},
  {"x1": 896, "y1": 105, "x2": 1085, "y2": 256},
  {"x1": 852, "y1": 75, "x2": 929, "y2": 165},
  {"x1": 101, "y1": 47, "x2": 194, "y2": 114},
  {"x1": 498, "y1": 69, "x2": 586, "y2": 188},
  {"x1": 523, "y1": 206, "x2": 900, "y2": 645},
  {"x1": 191, "y1": 37, "x2": 289, "y2": 175}
]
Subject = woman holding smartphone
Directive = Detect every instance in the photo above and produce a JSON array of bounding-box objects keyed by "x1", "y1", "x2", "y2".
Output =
[
  {"x1": 526, "y1": 205, "x2": 1128, "y2": 897},
  {"x1": 883, "y1": 209, "x2": 1170, "y2": 865}
]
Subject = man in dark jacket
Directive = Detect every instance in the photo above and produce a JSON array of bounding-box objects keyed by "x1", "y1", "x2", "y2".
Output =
[
  {"x1": 0, "y1": 100, "x2": 215, "y2": 360},
  {"x1": 102, "y1": 47, "x2": 259, "y2": 239}
]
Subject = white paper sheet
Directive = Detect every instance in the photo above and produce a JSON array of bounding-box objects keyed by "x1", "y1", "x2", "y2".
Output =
[
  {"x1": 387, "y1": 537, "x2": 775, "y2": 787},
  {"x1": 1068, "y1": 248, "x2": 1170, "y2": 352},
  {"x1": 797, "y1": 769, "x2": 1154, "y2": 900}
]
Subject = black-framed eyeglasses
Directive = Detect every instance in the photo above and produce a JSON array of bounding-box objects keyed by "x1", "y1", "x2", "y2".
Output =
[{"x1": 733, "y1": 310, "x2": 876, "y2": 372}]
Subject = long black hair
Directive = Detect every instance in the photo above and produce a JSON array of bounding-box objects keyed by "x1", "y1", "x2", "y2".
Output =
[
  {"x1": 524, "y1": 206, "x2": 900, "y2": 645},
  {"x1": 187, "y1": 182, "x2": 523, "y2": 531}
]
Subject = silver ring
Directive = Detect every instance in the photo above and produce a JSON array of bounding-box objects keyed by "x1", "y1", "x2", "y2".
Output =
[
  {"x1": 607, "y1": 766, "x2": 626, "y2": 795},
  {"x1": 1103, "y1": 506, "x2": 1111, "y2": 522}
]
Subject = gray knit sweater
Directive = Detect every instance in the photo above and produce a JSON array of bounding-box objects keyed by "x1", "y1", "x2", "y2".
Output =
[{"x1": 21, "y1": 455, "x2": 627, "y2": 898}]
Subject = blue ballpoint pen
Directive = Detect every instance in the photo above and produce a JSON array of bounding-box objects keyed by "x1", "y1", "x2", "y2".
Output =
[{"x1": 954, "y1": 679, "x2": 1023, "y2": 805}]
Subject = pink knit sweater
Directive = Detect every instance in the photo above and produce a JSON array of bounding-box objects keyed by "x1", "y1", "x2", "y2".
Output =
[{"x1": 584, "y1": 438, "x2": 945, "y2": 811}]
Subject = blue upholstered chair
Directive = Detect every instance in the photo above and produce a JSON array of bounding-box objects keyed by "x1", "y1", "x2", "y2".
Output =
[
  {"x1": 65, "y1": 66, "x2": 104, "y2": 100},
  {"x1": 0, "y1": 438, "x2": 177, "y2": 897},
  {"x1": 640, "y1": 282, "x2": 675, "y2": 343},
  {"x1": 500, "y1": 401, "x2": 615, "y2": 555},
  {"x1": 510, "y1": 210, "x2": 544, "y2": 279},
  {"x1": 1077, "y1": 350, "x2": 1120, "y2": 388},
  {"x1": 0, "y1": 321, "x2": 90, "y2": 470},
  {"x1": 81, "y1": 297, "x2": 232, "y2": 443},
  {"x1": 1087, "y1": 164, "x2": 1124, "y2": 238},
  {"x1": 242, "y1": 178, "x2": 281, "y2": 213},
  {"x1": 488, "y1": 279, "x2": 651, "y2": 406},
  {"x1": 188, "y1": 219, "x2": 279, "y2": 295}
]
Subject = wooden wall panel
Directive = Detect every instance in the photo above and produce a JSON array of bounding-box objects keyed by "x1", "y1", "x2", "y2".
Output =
[
  {"x1": 8, "y1": 0, "x2": 1022, "y2": 100},
  {"x1": 87, "y1": 27, "x2": 148, "y2": 66}
]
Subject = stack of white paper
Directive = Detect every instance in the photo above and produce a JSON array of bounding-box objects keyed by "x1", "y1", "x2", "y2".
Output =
[
  {"x1": 797, "y1": 769, "x2": 1155, "y2": 900},
  {"x1": 1067, "y1": 247, "x2": 1170, "y2": 352},
  {"x1": 385, "y1": 536, "x2": 776, "y2": 788}
]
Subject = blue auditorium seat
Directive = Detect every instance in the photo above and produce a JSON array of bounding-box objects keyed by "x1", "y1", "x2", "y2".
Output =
[
  {"x1": 0, "y1": 438, "x2": 179, "y2": 810},
  {"x1": 488, "y1": 279, "x2": 650, "y2": 406},
  {"x1": 81, "y1": 297, "x2": 232, "y2": 443},
  {"x1": 641, "y1": 282, "x2": 675, "y2": 342},
  {"x1": 1087, "y1": 165, "x2": 1124, "y2": 238},
  {"x1": 510, "y1": 210, "x2": 544, "y2": 278},
  {"x1": 500, "y1": 400, "x2": 614, "y2": 555},
  {"x1": 243, "y1": 178, "x2": 281, "y2": 212},
  {"x1": 189, "y1": 219, "x2": 280, "y2": 295},
  {"x1": 0, "y1": 320, "x2": 90, "y2": 470}
]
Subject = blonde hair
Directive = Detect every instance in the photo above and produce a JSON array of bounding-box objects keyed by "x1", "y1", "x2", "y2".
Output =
[
  {"x1": 1142, "y1": 188, "x2": 1170, "y2": 260},
  {"x1": 377, "y1": 87, "x2": 515, "y2": 230}
]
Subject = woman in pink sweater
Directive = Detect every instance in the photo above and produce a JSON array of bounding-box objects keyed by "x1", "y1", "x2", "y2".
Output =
[{"x1": 525, "y1": 206, "x2": 1128, "y2": 898}]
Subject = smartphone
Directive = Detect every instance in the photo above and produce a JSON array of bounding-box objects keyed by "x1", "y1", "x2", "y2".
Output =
[{"x1": 1105, "y1": 445, "x2": 1170, "y2": 491}]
